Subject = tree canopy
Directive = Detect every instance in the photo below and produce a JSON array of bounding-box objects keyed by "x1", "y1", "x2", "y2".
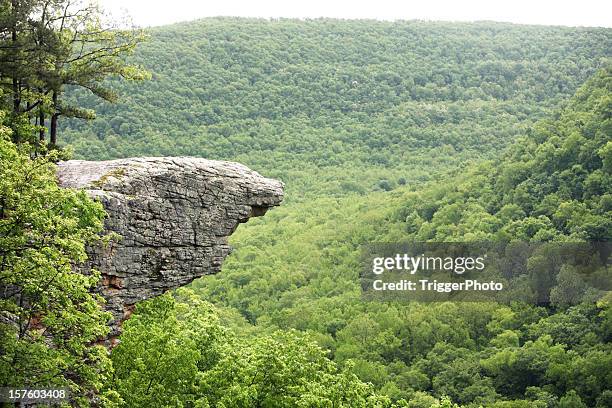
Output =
[
  {"x1": 1, "y1": 15, "x2": 610, "y2": 407},
  {"x1": 61, "y1": 18, "x2": 610, "y2": 199},
  {"x1": 0, "y1": 0, "x2": 147, "y2": 146},
  {"x1": 0, "y1": 111, "x2": 113, "y2": 405}
]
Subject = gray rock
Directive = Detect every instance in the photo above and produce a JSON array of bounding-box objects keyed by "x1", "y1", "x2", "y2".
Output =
[{"x1": 57, "y1": 157, "x2": 283, "y2": 340}]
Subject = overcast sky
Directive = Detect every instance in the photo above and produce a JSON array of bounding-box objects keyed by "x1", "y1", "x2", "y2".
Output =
[{"x1": 99, "y1": 0, "x2": 612, "y2": 28}]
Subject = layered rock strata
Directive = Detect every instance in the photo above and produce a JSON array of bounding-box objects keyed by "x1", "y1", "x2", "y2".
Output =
[{"x1": 57, "y1": 157, "x2": 283, "y2": 338}]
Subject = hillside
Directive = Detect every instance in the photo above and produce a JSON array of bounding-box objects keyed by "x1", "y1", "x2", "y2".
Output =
[
  {"x1": 61, "y1": 18, "x2": 611, "y2": 198},
  {"x1": 187, "y1": 66, "x2": 612, "y2": 407},
  {"x1": 3, "y1": 5, "x2": 612, "y2": 406},
  {"x1": 395, "y1": 65, "x2": 612, "y2": 242},
  {"x1": 57, "y1": 18, "x2": 611, "y2": 407}
]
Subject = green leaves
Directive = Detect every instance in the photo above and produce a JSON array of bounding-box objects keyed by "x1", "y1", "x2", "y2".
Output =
[
  {"x1": 111, "y1": 290, "x2": 390, "y2": 407},
  {"x1": 399, "y1": 66, "x2": 612, "y2": 242},
  {"x1": 0, "y1": 132, "x2": 111, "y2": 405},
  {"x1": 0, "y1": 0, "x2": 148, "y2": 144},
  {"x1": 58, "y1": 19, "x2": 608, "y2": 201}
]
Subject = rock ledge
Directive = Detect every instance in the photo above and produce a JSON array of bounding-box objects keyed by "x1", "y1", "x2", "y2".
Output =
[{"x1": 57, "y1": 157, "x2": 283, "y2": 338}]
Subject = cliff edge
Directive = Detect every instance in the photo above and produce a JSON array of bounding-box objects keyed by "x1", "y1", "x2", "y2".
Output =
[{"x1": 57, "y1": 157, "x2": 283, "y2": 340}]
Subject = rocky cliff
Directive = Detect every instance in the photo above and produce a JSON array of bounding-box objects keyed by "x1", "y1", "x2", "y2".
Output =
[{"x1": 57, "y1": 157, "x2": 283, "y2": 340}]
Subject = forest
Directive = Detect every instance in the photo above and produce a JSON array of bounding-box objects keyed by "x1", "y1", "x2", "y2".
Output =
[
  {"x1": 1, "y1": 7, "x2": 611, "y2": 408},
  {"x1": 61, "y1": 18, "x2": 611, "y2": 199}
]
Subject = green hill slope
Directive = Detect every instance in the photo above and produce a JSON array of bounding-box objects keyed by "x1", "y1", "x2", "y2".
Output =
[
  {"x1": 62, "y1": 18, "x2": 611, "y2": 198},
  {"x1": 58, "y1": 18, "x2": 612, "y2": 406},
  {"x1": 190, "y1": 67, "x2": 612, "y2": 406},
  {"x1": 395, "y1": 65, "x2": 612, "y2": 242}
]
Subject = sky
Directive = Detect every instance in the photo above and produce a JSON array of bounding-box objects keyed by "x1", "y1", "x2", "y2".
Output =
[{"x1": 99, "y1": 0, "x2": 612, "y2": 28}]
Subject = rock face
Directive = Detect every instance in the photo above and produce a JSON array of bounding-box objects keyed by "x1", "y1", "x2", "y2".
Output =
[{"x1": 57, "y1": 157, "x2": 283, "y2": 339}]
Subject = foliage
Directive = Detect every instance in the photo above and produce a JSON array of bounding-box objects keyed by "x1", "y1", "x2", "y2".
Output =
[
  {"x1": 0, "y1": 110, "x2": 112, "y2": 406},
  {"x1": 0, "y1": 0, "x2": 147, "y2": 145},
  {"x1": 393, "y1": 66, "x2": 612, "y2": 242},
  {"x1": 111, "y1": 290, "x2": 394, "y2": 407},
  {"x1": 60, "y1": 18, "x2": 611, "y2": 200},
  {"x1": 187, "y1": 67, "x2": 612, "y2": 407},
  {"x1": 2, "y1": 15, "x2": 610, "y2": 407}
]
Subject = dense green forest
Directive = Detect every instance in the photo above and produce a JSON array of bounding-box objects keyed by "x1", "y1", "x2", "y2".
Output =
[
  {"x1": 82, "y1": 19, "x2": 610, "y2": 407},
  {"x1": 184, "y1": 67, "x2": 612, "y2": 407},
  {"x1": 61, "y1": 18, "x2": 611, "y2": 198},
  {"x1": 2, "y1": 11, "x2": 611, "y2": 408}
]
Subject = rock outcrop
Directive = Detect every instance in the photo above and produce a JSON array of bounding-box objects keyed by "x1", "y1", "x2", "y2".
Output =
[{"x1": 57, "y1": 157, "x2": 283, "y2": 340}]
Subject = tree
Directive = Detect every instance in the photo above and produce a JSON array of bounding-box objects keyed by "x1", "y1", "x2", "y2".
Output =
[
  {"x1": 549, "y1": 265, "x2": 588, "y2": 309},
  {"x1": 0, "y1": 113, "x2": 113, "y2": 405},
  {"x1": 112, "y1": 290, "x2": 393, "y2": 407},
  {"x1": 0, "y1": 0, "x2": 148, "y2": 145},
  {"x1": 559, "y1": 390, "x2": 587, "y2": 408}
]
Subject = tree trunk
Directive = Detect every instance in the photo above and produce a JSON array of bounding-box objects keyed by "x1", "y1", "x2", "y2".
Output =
[
  {"x1": 50, "y1": 114, "x2": 58, "y2": 146},
  {"x1": 12, "y1": 79, "x2": 20, "y2": 114},
  {"x1": 50, "y1": 92, "x2": 59, "y2": 146},
  {"x1": 39, "y1": 108, "x2": 45, "y2": 142}
]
